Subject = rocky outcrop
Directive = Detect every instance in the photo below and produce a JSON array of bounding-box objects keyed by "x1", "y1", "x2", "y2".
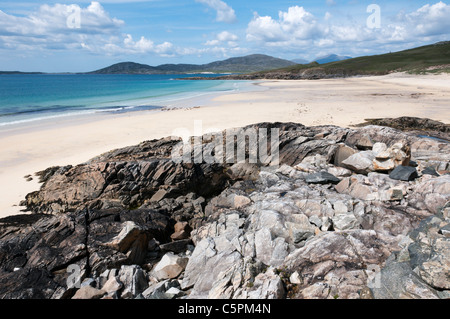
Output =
[{"x1": 0, "y1": 121, "x2": 449, "y2": 299}]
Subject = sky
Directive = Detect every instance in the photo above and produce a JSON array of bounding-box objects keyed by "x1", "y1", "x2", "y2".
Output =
[{"x1": 0, "y1": 0, "x2": 449, "y2": 72}]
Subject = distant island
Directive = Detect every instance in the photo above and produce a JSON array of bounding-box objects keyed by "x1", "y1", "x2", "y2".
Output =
[
  {"x1": 87, "y1": 54, "x2": 298, "y2": 74},
  {"x1": 1, "y1": 41, "x2": 449, "y2": 77}
]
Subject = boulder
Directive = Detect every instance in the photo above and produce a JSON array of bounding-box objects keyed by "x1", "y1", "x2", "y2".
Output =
[
  {"x1": 153, "y1": 253, "x2": 189, "y2": 280},
  {"x1": 170, "y1": 222, "x2": 192, "y2": 241},
  {"x1": 389, "y1": 166, "x2": 418, "y2": 181},
  {"x1": 422, "y1": 167, "x2": 440, "y2": 177},
  {"x1": 333, "y1": 144, "x2": 358, "y2": 167},
  {"x1": 341, "y1": 151, "x2": 375, "y2": 174},
  {"x1": 332, "y1": 213, "x2": 360, "y2": 231},
  {"x1": 72, "y1": 286, "x2": 106, "y2": 300},
  {"x1": 373, "y1": 158, "x2": 395, "y2": 172},
  {"x1": 118, "y1": 265, "x2": 148, "y2": 298},
  {"x1": 106, "y1": 221, "x2": 147, "y2": 255},
  {"x1": 1, "y1": 121, "x2": 449, "y2": 300},
  {"x1": 305, "y1": 171, "x2": 341, "y2": 185}
]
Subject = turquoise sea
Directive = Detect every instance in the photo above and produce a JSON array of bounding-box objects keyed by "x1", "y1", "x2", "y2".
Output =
[{"x1": 0, "y1": 74, "x2": 248, "y2": 127}]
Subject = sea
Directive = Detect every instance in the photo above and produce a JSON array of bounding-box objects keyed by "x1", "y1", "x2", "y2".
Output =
[{"x1": 0, "y1": 73, "x2": 252, "y2": 127}]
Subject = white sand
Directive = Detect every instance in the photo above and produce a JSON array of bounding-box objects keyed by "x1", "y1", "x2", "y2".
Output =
[{"x1": 1, "y1": 72, "x2": 449, "y2": 218}]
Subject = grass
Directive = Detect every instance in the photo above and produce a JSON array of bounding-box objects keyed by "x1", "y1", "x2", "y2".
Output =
[{"x1": 252, "y1": 41, "x2": 450, "y2": 78}]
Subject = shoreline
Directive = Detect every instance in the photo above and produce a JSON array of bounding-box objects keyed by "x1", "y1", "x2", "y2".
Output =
[{"x1": 0, "y1": 72, "x2": 449, "y2": 218}]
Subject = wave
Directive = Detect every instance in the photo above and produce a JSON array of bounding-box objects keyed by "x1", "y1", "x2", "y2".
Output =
[
  {"x1": 0, "y1": 104, "x2": 161, "y2": 127},
  {"x1": 0, "y1": 75, "x2": 258, "y2": 128}
]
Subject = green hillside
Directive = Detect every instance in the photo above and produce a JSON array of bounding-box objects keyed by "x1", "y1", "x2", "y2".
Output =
[
  {"x1": 88, "y1": 54, "x2": 297, "y2": 74},
  {"x1": 222, "y1": 41, "x2": 450, "y2": 80}
]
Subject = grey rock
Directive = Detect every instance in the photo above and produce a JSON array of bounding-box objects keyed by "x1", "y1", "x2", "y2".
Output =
[
  {"x1": 334, "y1": 144, "x2": 358, "y2": 167},
  {"x1": 153, "y1": 253, "x2": 189, "y2": 280},
  {"x1": 118, "y1": 265, "x2": 148, "y2": 298},
  {"x1": 101, "y1": 276, "x2": 123, "y2": 295},
  {"x1": 332, "y1": 213, "x2": 360, "y2": 231},
  {"x1": 389, "y1": 166, "x2": 418, "y2": 181},
  {"x1": 422, "y1": 167, "x2": 440, "y2": 176},
  {"x1": 439, "y1": 224, "x2": 450, "y2": 238},
  {"x1": 371, "y1": 260, "x2": 440, "y2": 299},
  {"x1": 341, "y1": 151, "x2": 375, "y2": 174},
  {"x1": 1, "y1": 121, "x2": 449, "y2": 300},
  {"x1": 305, "y1": 171, "x2": 341, "y2": 185}
]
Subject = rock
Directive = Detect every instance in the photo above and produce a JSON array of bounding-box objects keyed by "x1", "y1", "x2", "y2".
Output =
[
  {"x1": 72, "y1": 286, "x2": 106, "y2": 300},
  {"x1": 170, "y1": 222, "x2": 192, "y2": 241},
  {"x1": 106, "y1": 221, "x2": 147, "y2": 255},
  {"x1": 422, "y1": 167, "x2": 440, "y2": 177},
  {"x1": 327, "y1": 167, "x2": 352, "y2": 178},
  {"x1": 101, "y1": 276, "x2": 123, "y2": 294},
  {"x1": 389, "y1": 166, "x2": 418, "y2": 181},
  {"x1": 372, "y1": 211, "x2": 450, "y2": 299},
  {"x1": 290, "y1": 271, "x2": 302, "y2": 285},
  {"x1": 341, "y1": 151, "x2": 375, "y2": 174},
  {"x1": 355, "y1": 134, "x2": 374, "y2": 150},
  {"x1": 334, "y1": 144, "x2": 357, "y2": 167},
  {"x1": 2, "y1": 121, "x2": 449, "y2": 300},
  {"x1": 233, "y1": 195, "x2": 252, "y2": 208},
  {"x1": 372, "y1": 142, "x2": 387, "y2": 157},
  {"x1": 119, "y1": 265, "x2": 148, "y2": 298},
  {"x1": 373, "y1": 159, "x2": 395, "y2": 172},
  {"x1": 407, "y1": 176, "x2": 450, "y2": 214},
  {"x1": 160, "y1": 239, "x2": 192, "y2": 254},
  {"x1": 309, "y1": 215, "x2": 323, "y2": 228},
  {"x1": 142, "y1": 280, "x2": 179, "y2": 299},
  {"x1": 305, "y1": 171, "x2": 341, "y2": 185},
  {"x1": 371, "y1": 260, "x2": 440, "y2": 299},
  {"x1": 332, "y1": 213, "x2": 360, "y2": 231},
  {"x1": 165, "y1": 287, "x2": 185, "y2": 299},
  {"x1": 153, "y1": 253, "x2": 189, "y2": 280},
  {"x1": 150, "y1": 189, "x2": 168, "y2": 202},
  {"x1": 247, "y1": 268, "x2": 285, "y2": 299},
  {"x1": 388, "y1": 188, "x2": 404, "y2": 201},
  {"x1": 225, "y1": 163, "x2": 260, "y2": 181},
  {"x1": 440, "y1": 224, "x2": 450, "y2": 238},
  {"x1": 81, "y1": 278, "x2": 96, "y2": 288}
]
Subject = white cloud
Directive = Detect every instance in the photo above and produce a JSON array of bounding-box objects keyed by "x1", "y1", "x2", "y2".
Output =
[
  {"x1": 0, "y1": 2, "x2": 124, "y2": 37},
  {"x1": 246, "y1": 2, "x2": 450, "y2": 58},
  {"x1": 246, "y1": 14, "x2": 287, "y2": 42},
  {"x1": 204, "y1": 31, "x2": 238, "y2": 47},
  {"x1": 196, "y1": 0, "x2": 237, "y2": 23},
  {"x1": 0, "y1": 2, "x2": 174, "y2": 57},
  {"x1": 396, "y1": 1, "x2": 450, "y2": 37},
  {"x1": 217, "y1": 31, "x2": 238, "y2": 42},
  {"x1": 247, "y1": 6, "x2": 322, "y2": 44}
]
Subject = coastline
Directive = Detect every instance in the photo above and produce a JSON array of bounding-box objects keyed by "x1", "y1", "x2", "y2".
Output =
[{"x1": 1, "y1": 72, "x2": 449, "y2": 218}]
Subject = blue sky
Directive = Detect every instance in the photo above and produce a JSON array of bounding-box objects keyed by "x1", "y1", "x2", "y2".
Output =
[{"x1": 0, "y1": 0, "x2": 449, "y2": 72}]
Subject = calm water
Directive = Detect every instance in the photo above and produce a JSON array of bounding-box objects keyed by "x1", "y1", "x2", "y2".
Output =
[{"x1": 0, "y1": 74, "x2": 246, "y2": 126}]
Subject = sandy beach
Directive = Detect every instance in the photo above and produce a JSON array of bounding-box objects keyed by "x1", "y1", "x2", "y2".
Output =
[{"x1": 1, "y1": 72, "x2": 449, "y2": 218}]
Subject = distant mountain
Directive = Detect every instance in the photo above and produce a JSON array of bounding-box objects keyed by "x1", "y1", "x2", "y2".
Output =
[
  {"x1": 90, "y1": 62, "x2": 159, "y2": 75},
  {"x1": 213, "y1": 41, "x2": 450, "y2": 80},
  {"x1": 314, "y1": 54, "x2": 352, "y2": 64},
  {"x1": 89, "y1": 54, "x2": 297, "y2": 74},
  {"x1": 291, "y1": 58, "x2": 309, "y2": 64}
]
